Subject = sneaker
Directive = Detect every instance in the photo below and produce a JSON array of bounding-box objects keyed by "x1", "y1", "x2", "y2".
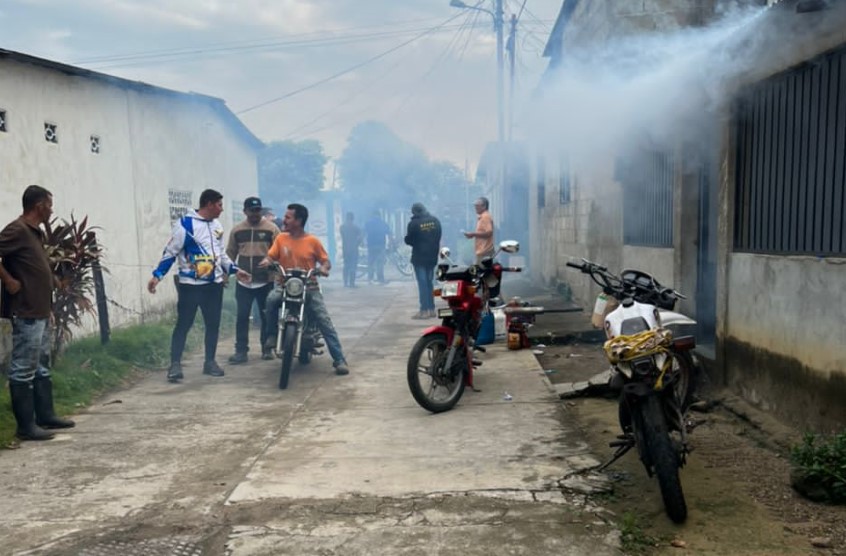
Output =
[
  {"x1": 167, "y1": 362, "x2": 183, "y2": 383},
  {"x1": 411, "y1": 311, "x2": 427, "y2": 320},
  {"x1": 228, "y1": 352, "x2": 248, "y2": 364},
  {"x1": 426, "y1": 309, "x2": 437, "y2": 318},
  {"x1": 202, "y1": 360, "x2": 225, "y2": 377},
  {"x1": 261, "y1": 347, "x2": 274, "y2": 361},
  {"x1": 333, "y1": 361, "x2": 350, "y2": 376}
]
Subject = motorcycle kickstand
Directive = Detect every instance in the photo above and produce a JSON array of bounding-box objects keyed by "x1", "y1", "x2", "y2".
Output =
[{"x1": 597, "y1": 435, "x2": 635, "y2": 472}]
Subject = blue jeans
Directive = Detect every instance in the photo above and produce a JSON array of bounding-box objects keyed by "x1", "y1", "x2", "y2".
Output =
[
  {"x1": 414, "y1": 265, "x2": 435, "y2": 312},
  {"x1": 8, "y1": 318, "x2": 51, "y2": 384},
  {"x1": 265, "y1": 288, "x2": 347, "y2": 365}
]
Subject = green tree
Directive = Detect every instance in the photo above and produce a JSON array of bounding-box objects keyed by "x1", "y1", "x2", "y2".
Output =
[
  {"x1": 336, "y1": 121, "x2": 432, "y2": 211},
  {"x1": 259, "y1": 140, "x2": 328, "y2": 210}
]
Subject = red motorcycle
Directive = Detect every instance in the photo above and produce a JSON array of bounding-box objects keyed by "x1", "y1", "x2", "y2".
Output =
[{"x1": 407, "y1": 240, "x2": 521, "y2": 413}]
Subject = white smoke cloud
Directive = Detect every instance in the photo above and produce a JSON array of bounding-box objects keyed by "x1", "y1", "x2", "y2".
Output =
[{"x1": 525, "y1": 4, "x2": 770, "y2": 166}]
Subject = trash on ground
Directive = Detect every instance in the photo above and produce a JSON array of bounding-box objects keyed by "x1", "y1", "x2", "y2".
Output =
[
  {"x1": 532, "y1": 349, "x2": 545, "y2": 355},
  {"x1": 544, "y1": 369, "x2": 558, "y2": 374},
  {"x1": 536, "y1": 343, "x2": 547, "y2": 348},
  {"x1": 502, "y1": 392, "x2": 513, "y2": 401},
  {"x1": 670, "y1": 539, "x2": 687, "y2": 548},
  {"x1": 567, "y1": 353, "x2": 584, "y2": 358}
]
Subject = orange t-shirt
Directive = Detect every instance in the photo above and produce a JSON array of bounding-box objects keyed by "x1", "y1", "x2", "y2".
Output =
[
  {"x1": 267, "y1": 233, "x2": 329, "y2": 271},
  {"x1": 475, "y1": 211, "x2": 494, "y2": 256}
]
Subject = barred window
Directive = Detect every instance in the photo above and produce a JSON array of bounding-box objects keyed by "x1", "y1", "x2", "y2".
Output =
[
  {"x1": 44, "y1": 122, "x2": 57, "y2": 143},
  {"x1": 0, "y1": 109, "x2": 6, "y2": 132},
  {"x1": 559, "y1": 155, "x2": 571, "y2": 205},
  {"x1": 734, "y1": 45, "x2": 846, "y2": 255},
  {"x1": 537, "y1": 156, "x2": 546, "y2": 208},
  {"x1": 620, "y1": 151, "x2": 674, "y2": 247},
  {"x1": 90, "y1": 135, "x2": 100, "y2": 154}
]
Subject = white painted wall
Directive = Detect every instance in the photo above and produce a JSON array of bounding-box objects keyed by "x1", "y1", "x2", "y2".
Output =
[{"x1": 0, "y1": 58, "x2": 258, "y2": 334}]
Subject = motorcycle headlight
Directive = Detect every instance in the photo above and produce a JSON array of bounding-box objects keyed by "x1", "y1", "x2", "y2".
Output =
[
  {"x1": 441, "y1": 281, "x2": 462, "y2": 298},
  {"x1": 285, "y1": 277, "x2": 305, "y2": 297}
]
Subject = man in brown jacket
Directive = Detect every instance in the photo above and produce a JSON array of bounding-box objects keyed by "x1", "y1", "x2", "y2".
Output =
[
  {"x1": 0, "y1": 185, "x2": 75, "y2": 441},
  {"x1": 226, "y1": 197, "x2": 279, "y2": 363}
]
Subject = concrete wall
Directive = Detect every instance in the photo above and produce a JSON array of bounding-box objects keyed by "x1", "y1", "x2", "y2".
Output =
[
  {"x1": 713, "y1": 3, "x2": 846, "y2": 431},
  {"x1": 537, "y1": 0, "x2": 846, "y2": 430},
  {"x1": 0, "y1": 58, "x2": 258, "y2": 334}
]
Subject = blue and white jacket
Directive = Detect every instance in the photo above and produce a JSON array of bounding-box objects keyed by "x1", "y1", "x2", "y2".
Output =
[{"x1": 152, "y1": 210, "x2": 238, "y2": 285}]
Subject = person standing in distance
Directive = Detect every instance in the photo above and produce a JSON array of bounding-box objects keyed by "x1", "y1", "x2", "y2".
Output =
[
  {"x1": 464, "y1": 196, "x2": 494, "y2": 264},
  {"x1": 404, "y1": 202, "x2": 442, "y2": 319},
  {"x1": 226, "y1": 196, "x2": 279, "y2": 364},
  {"x1": 339, "y1": 212, "x2": 362, "y2": 288},
  {"x1": 148, "y1": 189, "x2": 250, "y2": 383},
  {"x1": 0, "y1": 185, "x2": 75, "y2": 441},
  {"x1": 364, "y1": 210, "x2": 391, "y2": 284}
]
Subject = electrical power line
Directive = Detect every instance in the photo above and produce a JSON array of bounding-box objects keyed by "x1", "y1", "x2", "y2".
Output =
[
  {"x1": 287, "y1": 10, "x2": 479, "y2": 140},
  {"x1": 73, "y1": 16, "x2": 448, "y2": 65},
  {"x1": 236, "y1": 12, "x2": 466, "y2": 116}
]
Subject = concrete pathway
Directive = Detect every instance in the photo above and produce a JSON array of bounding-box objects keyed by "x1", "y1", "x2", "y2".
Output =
[{"x1": 0, "y1": 278, "x2": 620, "y2": 555}]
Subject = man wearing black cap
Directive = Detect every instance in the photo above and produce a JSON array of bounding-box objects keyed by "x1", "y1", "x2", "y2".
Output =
[
  {"x1": 225, "y1": 197, "x2": 280, "y2": 363},
  {"x1": 404, "y1": 202, "x2": 442, "y2": 319}
]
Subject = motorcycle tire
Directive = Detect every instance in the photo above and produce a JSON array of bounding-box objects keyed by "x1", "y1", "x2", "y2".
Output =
[
  {"x1": 298, "y1": 341, "x2": 313, "y2": 365},
  {"x1": 670, "y1": 351, "x2": 698, "y2": 412},
  {"x1": 407, "y1": 333, "x2": 466, "y2": 413},
  {"x1": 279, "y1": 324, "x2": 297, "y2": 390},
  {"x1": 640, "y1": 394, "x2": 688, "y2": 523}
]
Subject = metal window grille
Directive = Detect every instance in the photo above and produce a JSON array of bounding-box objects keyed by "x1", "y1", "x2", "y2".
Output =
[
  {"x1": 537, "y1": 157, "x2": 546, "y2": 208},
  {"x1": 0, "y1": 109, "x2": 6, "y2": 132},
  {"x1": 559, "y1": 155, "x2": 571, "y2": 205},
  {"x1": 90, "y1": 135, "x2": 100, "y2": 154},
  {"x1": 734, "y1": 45, "x2": 846, "y2": 255},
  {"x1": 621, "y1": 151, "x2": 674, "y2": 247},
  {"x1": 44, "y1": 122, "x2": 57, "y2": 143}
]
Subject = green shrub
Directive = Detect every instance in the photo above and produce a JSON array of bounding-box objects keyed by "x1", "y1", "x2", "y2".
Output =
[{"x1": 790, "y1": 432, "x2": 846, "y2": 504}]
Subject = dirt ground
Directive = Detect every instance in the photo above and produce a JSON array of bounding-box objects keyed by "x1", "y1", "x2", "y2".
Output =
[{"x1": 534, "y1": 341, "x2": 846, "y2": 555}]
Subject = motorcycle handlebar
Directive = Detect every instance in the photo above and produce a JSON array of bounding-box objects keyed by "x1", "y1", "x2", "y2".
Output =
[{"x1": 502, "y1": 267, "x2": 522, "y2": 272}]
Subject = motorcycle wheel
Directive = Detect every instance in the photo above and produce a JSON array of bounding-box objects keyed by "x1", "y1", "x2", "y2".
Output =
[
  {"x1": 407, "y1": 333, "x2": 465, "y2": 413},
  {"x1": 279, "y1": 324, "x2": 297, "y2": 390},
  {"x1": 640, "y1": 395, "x2": 688, "y2": 523},
  {"x1": 670, "y1": 351, "x2": 697, "y2": 412},
  {"x1": 298, "y1": 340, "x2": 313, "y2": 365}
]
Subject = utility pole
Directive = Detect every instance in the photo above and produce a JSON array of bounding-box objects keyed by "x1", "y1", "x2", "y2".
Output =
[
  {"x1": 507, "y1": 13, "x2": 517, "y2": 142},
  {"x1": 494, "y1": 0, "x2": 505, "y2": 147}
]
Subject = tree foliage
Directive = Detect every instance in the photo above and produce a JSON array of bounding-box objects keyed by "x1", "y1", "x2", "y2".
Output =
[
  {"x1": 43, "y1": 215, "x2": 105, "y2": 356},
  {"x1": 337, "y1": 121, "x2": 476, "y2": 213},
  {"x1": 259, "y1": 139, "x2": 328, "y2": 211}
]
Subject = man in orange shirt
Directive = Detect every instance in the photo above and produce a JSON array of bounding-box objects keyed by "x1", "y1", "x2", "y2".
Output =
[
  {"x1": 463, "y1": 196, "x2": 495, "y2": 264},
  {"x1": 259, "y1": 204, "x2": 350, "y2": 376}
]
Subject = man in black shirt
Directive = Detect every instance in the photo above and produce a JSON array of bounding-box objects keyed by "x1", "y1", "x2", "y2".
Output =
[
  {"x1": 0, "y1": 185, "x2": 75, "y2": 441},
  {"x1": 404, "y1": 203, "x2": 442, "y2": 319}
]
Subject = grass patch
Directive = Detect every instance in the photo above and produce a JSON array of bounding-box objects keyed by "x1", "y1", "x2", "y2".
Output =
[
  {"x1": 619, "y1": 511, "x2": 663, "y2": 554},
  {"x1": 0, "y1": 289, "x2": 238, "y2": 448}
]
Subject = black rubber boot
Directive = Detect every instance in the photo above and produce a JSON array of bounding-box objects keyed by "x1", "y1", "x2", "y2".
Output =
[
  {"x1": 167, "y1": 362, "x2": 184, "y2": 383},
  {"x1": 203, "y1": 360, "x2": 225, "y2": 377},
  {"x1": 9, "y1": 382, "x2": 55, "y2": 441},
  {"x1": 33, "y1": 376, "x2": 75, "y2": 429}
]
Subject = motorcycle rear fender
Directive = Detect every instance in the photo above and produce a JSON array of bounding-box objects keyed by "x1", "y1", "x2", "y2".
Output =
[{"x1": 658, "y1": 309, "x2": 697, "y2": 327}]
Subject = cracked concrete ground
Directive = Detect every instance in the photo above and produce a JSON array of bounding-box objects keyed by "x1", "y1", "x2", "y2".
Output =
[{"x1": 0, "y1": 276, "x2": 619, "y2": 555}]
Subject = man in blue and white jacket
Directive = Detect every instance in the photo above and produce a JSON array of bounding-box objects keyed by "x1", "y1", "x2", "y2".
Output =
[{"x1": 147, "y1": 189, "x2": 250, "y2": 383}]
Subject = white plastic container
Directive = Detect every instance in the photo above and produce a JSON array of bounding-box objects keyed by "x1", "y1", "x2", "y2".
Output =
[{"x1": 493, "y1": 307, "x2": 507, "y2": 338}]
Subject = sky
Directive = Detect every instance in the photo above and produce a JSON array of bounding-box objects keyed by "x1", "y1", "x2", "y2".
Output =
[{"x1": 1, "y1": 0, "x2": 562, "y2": 170}]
